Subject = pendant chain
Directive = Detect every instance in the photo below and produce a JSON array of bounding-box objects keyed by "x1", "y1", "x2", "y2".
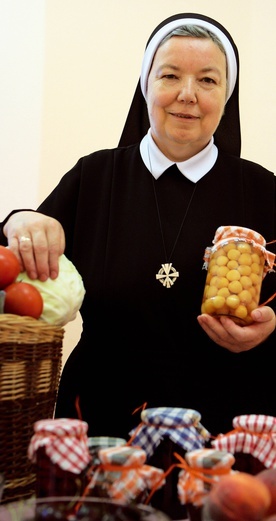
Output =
[
  {"x1": 151, "y1": 175, "x2": 197, "y2": 261},
  {"x1": 148, "y1": 144, "x2": 197, "y2": 287}
]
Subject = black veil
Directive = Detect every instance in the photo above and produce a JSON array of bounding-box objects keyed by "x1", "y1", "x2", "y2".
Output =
[{"x1": 118, "y1": 13, "x2": 241, "y2": 157}]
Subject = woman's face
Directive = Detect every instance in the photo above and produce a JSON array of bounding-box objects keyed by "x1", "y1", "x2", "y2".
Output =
[{"x1": 147, "y1": 36, "x2": 227, "y2": 161}]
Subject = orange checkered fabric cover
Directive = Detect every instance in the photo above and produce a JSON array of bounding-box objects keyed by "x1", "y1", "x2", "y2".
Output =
[
  {"x1": 88, "y1": 445, "x2": 165, "y2": 503},
  {"x1": 177, "y1": 448, "x2": 235, "y2": 506},
  {"x1": 203, "y1": 225, "x2": 275, "y2": 276}
]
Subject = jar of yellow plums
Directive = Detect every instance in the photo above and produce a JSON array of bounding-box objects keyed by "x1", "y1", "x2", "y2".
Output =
[{"x1": 201, "y1": 226, "x2": 275, "y2": 325}]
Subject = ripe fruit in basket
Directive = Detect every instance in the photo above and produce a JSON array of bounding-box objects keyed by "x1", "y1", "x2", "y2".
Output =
[
  {"x1": 0, "y1": 245, "x2": 20, "y2": 289},
  {"x1": 4, "y1": 281, "x2": 43, "y2": 319},
  {"x1": 202, "y1": 472, "x2": 271, "y2": 521},
  {"x1": 256, "y1": 468, "x2": 276, "y2": 516}
]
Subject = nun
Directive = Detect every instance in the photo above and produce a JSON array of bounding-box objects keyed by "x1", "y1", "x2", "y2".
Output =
[{"x1": 1, "y1": 12, "x2": 275, "y2": 455}]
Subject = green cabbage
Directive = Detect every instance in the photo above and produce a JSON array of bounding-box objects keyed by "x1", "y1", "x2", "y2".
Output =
[{"x1": 16, "y1": 254, "x2": 85, "y2": 326}]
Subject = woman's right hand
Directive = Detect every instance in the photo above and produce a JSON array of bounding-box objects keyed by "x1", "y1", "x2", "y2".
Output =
[{"x1": 3, "y1": 211, "x2": 65, "y2": 281}]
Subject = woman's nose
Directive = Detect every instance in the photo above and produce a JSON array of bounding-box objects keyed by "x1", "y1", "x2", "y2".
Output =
[{"x1": 177, "y1": 79, "x2": 197, "y2": 103}]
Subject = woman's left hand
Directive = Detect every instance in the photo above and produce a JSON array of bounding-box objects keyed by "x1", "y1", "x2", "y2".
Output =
[{"x1": 197, "y1": 306, "x2": 276, "y2": 352}]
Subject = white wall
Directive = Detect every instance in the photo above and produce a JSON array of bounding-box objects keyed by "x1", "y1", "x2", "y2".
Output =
[{"x1": 1, "y1": 0, "x2": 276, "y2": 365}]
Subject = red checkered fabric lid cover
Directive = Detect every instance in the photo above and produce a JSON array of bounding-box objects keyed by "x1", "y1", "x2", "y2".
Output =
[
  {"x1": 212, "y1": 414, "x2": 276, "y2": 468},
  {"x1": 28, "y1": 418, "x2": 91, "y2": 474}
]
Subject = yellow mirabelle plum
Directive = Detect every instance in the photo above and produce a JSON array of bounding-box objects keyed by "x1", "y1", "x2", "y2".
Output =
[
  {"x1": 239, "y1": 290, "x2": 253, "y2": 305},
  {"x1": 237, "y1": 242, "x2": 252, "y2": 253},
  {"x1": 240, "y1": 276, "x2": 253, "y2": 289},
  {"x1": 228, "y1": 280, "x2": 243, "y2": 294},
  {"x1": 233, "y1": 304, "x2": 248, "y2": 319},
  {"x1": 226, "y1": 270, "x2": 241, "y2": 282},
  {"x1": 227, "y1": 260, "x2": 239, "y2": 269},
  {"x1": 239, "y1": 253, "x2": 252, "y2": 266},
  {"x1": 226, "y1": 295, "x2": 240, "y2": 309}
]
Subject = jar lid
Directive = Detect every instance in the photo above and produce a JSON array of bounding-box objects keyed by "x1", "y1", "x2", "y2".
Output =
[
  {"x1": 28, "y1": 418, "x2": 91, "y2": 473},
  {"x1": 213, "y1": 225, "x2": 266, "y2": 247},
  {"x1": 98, "y1": 445, "x2": 146, "y2": 466},
  {"x1": 141, "y1": 407, "x2": 203, "y2": 427},
  {"x1": 88, "y1": 436, "x2": 126, "y2": 449},
  {"x1": 212, "y1": 414, "x2": 276, "y2": 468},
  {"x1": 203, "y1": 225, "x2": 275, "y2": 275},
  {"x1": 185, "y1": 448, "x2": 235, "y2": 469},
  {"x1": 33, "y1": 418, "x2": 89, "y2": 436},
  {"x1": 129, "y1": 407, "x2": 210, "y2": 458},
  {"x1": 233, "y1": 414, "x2": 276, "y2": 433},
  {"x1": 178, "y1": 448, "x2": 235, "y2": 506}
]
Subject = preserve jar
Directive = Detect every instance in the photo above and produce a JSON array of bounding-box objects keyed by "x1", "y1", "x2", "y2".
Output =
[
  {"x1": 176, "y1": 448, "x2": 235, "y2": 521},
  {"x1": 201, "y1": 225, "x2": 275, "y2": 325},
  {"x1": 212, "y1": 414, "x2": 276, "y2": 474},
  {"x1": 129, "y1": 406, "x2": 210, "y2": 520},
  {"x1": 88, "y1": 436, "x2": 126, "y2": 466},
  {"x1": 28, "y1": 418, "x2": 92, "y2": 502},
  {"x1": 87, "y1": 445, "x2": 165, "y2": 504}
]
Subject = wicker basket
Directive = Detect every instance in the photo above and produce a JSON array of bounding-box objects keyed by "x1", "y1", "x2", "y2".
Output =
[{"x1": 0, "y1": 314, "x2": 64, "y2": 503}]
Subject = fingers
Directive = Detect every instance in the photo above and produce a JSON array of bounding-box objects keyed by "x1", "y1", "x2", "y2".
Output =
[
  {"x1": 4, "y1": 211, "x2": 65, "y2": 281},
  {"x1": 197, "y1": 314, "x2": 243, "y2": 352},
  {"x1": 35, "y1": 223, "x2": 65, "y2": 280},
  {"x1": 197, "y1": 310, "x2": 275, "y2": 352},
  {"x1": 251, "y1": 305, "x2": 276, "y2": 325},
  {"x1": 18, "y1": 234, "x2": 38, "y2": 279}
]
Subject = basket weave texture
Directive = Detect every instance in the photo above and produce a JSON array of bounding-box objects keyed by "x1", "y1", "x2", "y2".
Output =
[{"x1": 0, "y1": 314, "x2": 64, "y2": 503}]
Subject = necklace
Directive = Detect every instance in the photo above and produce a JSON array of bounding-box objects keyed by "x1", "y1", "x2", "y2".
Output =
[{"x1": 148, "y1": 147, "x2": 197, "y2": 288}]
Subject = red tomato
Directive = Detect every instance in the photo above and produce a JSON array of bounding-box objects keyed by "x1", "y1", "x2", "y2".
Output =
[
  {"x1": 0, "y1": 245, "x2": 20, "y2": 289},
  {"x1": 4, "y1": 281, "x2": 43, "y2": 319}
]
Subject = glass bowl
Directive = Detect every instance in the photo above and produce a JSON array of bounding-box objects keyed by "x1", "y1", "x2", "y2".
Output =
[{"x1": 7, "y1": 496, "x2": 172, "y2": 521}]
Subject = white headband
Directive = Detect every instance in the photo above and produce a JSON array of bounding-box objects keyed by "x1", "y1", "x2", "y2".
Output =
[{"x1": 140, "y1": 17, "x2": 237, "y2": 103}]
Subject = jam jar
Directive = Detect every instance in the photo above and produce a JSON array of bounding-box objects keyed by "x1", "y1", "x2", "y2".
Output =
[
  {"x1": 28, "y1": 418, "x2": 92, "y2": 499},
  {"x1": 177, "y1": 448, "x2": 235, "y2": 521},
  {"x1": 129, "y1": 406, "x2": 210, "y2": 520},
  {"x1": 201, "y1": 226, "x2": 275, "y2": 325},
  {"x1": 87, "y1": 444, "x2": 165, "y2": 504}
]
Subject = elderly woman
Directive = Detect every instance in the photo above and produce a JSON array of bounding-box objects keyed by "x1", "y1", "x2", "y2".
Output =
[{"x1": 0, "y1": 13, "x2": 275, "y2": 445}]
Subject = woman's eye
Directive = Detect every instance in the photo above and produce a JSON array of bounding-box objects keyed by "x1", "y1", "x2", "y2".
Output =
[
  {"x1": 201, "y1": 77, "x2": 216, "y2": 84},
  {"x1": 162, "y1": 74, "x2": 177, "y2": 80}
]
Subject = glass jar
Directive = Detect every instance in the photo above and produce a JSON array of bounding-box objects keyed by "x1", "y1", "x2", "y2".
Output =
[
  {"x1": 86, "y1": 445, "x2": 165, "y2": 505},
  {"x1": 129, "y1": 407, "x2": 210, "y2": 520},
  {"x1": 201, "y1": 226, "x2": 274, "y2": 325},
  {"x1": 176, "y1": 448, "x2": 235, "y2": 521},
  {"x1": 212, "y1": 414, "x2": 276, "y2": 474},
  {"x1": 28, "y1": 418, "x2": 92, "y2": 502},
  {"x1": 88, "y1": 436, "x2": 126, "y2": 466}
]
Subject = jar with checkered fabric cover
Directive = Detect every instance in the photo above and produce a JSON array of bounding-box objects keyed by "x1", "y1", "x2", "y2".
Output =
[
  {"x1": 88, "y1": 436, "x2": 126, "y2": 466},
  {"x1": 28, "y1": 418, "x2": 92, "y2": 508},
  {"x1": 211, "y1": 414, "x2": 276, "y2": 475},
  {"x1": 201, "y1": 225, "x2": 276, "y2": 325},
  {"x1": 86, "y1": 445, "x2": 165, "y2": 504},
  {"x1": 176, "y1": 448, "x2": 236, "y2": 521},
  {"x1": 129, "y1": 407, "x2": 211, "y2": 520}
]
